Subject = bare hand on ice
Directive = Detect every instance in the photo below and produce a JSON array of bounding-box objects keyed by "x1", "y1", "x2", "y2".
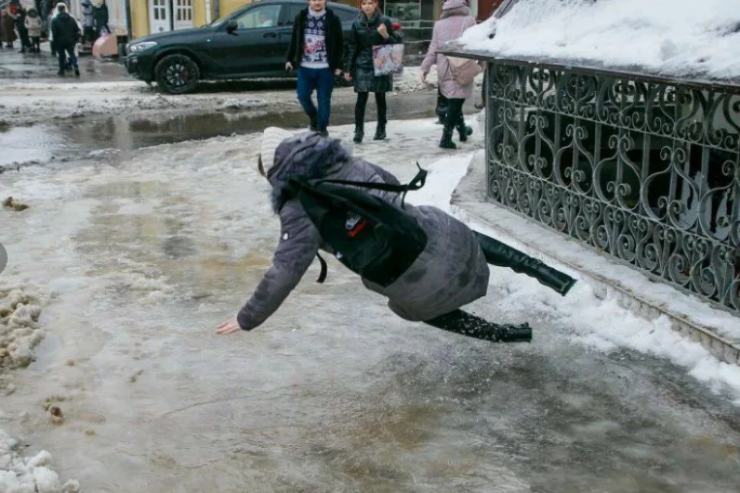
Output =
[{"x1": 216, "y1": 319, "x2": 240, "y2": 335}]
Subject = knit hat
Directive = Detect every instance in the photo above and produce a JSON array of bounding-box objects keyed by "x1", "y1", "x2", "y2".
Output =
[{"x1": 259, "y1": 127, "x2": 294, "y2": 175}]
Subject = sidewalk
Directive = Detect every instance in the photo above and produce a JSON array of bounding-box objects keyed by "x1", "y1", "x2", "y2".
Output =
[
  {"x1": 452, "y1": 147, "x2": 740, "y2": 366},
  {"x1": 0, "y1": 44, "x2": 130, "y2": 84}
]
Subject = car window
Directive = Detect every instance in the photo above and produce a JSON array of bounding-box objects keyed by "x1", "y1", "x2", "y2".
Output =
[
  {"x1": 335, "y1": 8, "x2": 359, "y2": 22},
  {"x1": 283, "y1": 4, "x2": 303, "y2": 26},
  {"x1": 234, "y1": 5, "x2": 281, "y2": 29}
]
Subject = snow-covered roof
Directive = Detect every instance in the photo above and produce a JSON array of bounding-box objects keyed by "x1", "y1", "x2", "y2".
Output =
[{"x1": 456, "y1": 0, "x2": 740, "y2": 84}]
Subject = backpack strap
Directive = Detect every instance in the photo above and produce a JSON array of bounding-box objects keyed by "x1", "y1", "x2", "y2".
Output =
[{"x1": 315, "y1": 162, "x2": 427, "y2": 208}]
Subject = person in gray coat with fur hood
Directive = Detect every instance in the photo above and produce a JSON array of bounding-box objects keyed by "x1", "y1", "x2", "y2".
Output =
[{"x1": 216, "y1": 129, "x2": 575, "y2": 342}]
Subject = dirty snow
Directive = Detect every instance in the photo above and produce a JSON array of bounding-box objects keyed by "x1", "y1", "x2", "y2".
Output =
[
  {"x1": 409, "y1": 152, "x2": 740, "y2": 406},
  {"x1": 0, "y1": 117, "x2": 739, "y2": 491},
  {"x1": 460, "y1": 0, "x2": 740, "y2": 80},
  {"x1": 0, "y1": 67, "x2": 449, "y2": 126}
]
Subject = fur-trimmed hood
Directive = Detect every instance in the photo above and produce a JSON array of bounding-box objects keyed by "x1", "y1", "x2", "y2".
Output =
[{"x1": 267, "y1": 132, "x2": 353, "y2": 213}]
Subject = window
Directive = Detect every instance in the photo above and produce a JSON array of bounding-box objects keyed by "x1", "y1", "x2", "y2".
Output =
[
  {"x1": 384, "y1": 0, "x2": 420, "y2": 23},
  {"x1": 283, "y1": 5, "x2": 303, "y2": 26},
  {"x1": 335, "y1": 8, "x2": 359, "y2": 22},
  {"x1": 234, "y1": 5, "x2": 281, "y2": 29}
]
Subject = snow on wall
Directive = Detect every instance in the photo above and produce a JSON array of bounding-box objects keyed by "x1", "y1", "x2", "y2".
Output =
[{"x1": 459, "y1": 0, "x2": 740, "y2": 81}]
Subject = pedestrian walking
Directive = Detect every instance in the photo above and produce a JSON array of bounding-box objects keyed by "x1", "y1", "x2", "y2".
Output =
[
  {"x1": 13, "y1": 6, "x2": 31, "y2": 53},
  {"x1": 344, "y1": 0, "x2": 401, "y2": 143},
  {"x1": 50, "y1": 3, "x2": 80, "y2": 77},
  {"x1": 80, "y1": 0, "x2": 95, "y2": 44},
  {"x1": 285, "y1": 0, "x2": 344, "y2": 137},
  {"x1": 24, "y1": 8, "x2": 42, "y2": 53},
  {"x1": 1, "y1": 8, "x2": 17, "y2": 49},
  {"x1": 47, "y1": 1, "x2": 65, "y2": 56},
  {"x1": 420, "y1": 0, "x2": 481, "y2": 149},
  {"x1": 92, "y1": 0, "x2": 108, "y2": 38}
]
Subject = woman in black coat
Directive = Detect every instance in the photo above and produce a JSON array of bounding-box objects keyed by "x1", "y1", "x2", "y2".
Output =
[{"x1": 344, "y1": 0, "x2": 401, "y2": 143}]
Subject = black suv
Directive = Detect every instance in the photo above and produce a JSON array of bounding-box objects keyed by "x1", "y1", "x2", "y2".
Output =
[{"x1": 124, "y1": 0, "x2": 360, "y2": 94}]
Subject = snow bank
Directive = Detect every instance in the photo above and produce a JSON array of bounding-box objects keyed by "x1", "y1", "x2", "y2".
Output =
[
  {"x1": 460, "y1": 0, "x2": 740, "y2": 80},
  {"x1": 0, "y1": 287, "x2": 46, "y2": 372},
  {"x1": 0, "y1": 430, "x2": 80, "y2": 493},
  {"x1": 410, "y1": 152, "x2": 740, "y2": 406},
  {"x1": 0, "y1": 286, "x2": 77, "y2": 492}
]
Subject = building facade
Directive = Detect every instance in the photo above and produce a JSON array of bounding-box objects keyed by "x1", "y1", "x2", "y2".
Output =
[{"x1": 73, "y1": 0, "x2": 502, "y2": 42}]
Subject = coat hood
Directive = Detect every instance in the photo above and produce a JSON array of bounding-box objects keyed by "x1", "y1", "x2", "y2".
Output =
[
  {"x1": 441, "y1": 0, "x2": 470, "y2": 17},
  {"x1": 267, "y1": 131, "x2": 352, "y2": 213},
  {"x1": 442, "y1": 0, "x2": 468, "y2": 10}
]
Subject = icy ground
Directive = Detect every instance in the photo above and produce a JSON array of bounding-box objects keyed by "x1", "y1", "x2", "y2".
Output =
[
  {"x1": 461, "y1": 0, "x2": 740, "y2": 80},
  {"x1": 0, "y1": 67, "x2": 444, "y2": 126},
  {"x1": 1, "y1": 118, "x2": 739, "y2": 493}
]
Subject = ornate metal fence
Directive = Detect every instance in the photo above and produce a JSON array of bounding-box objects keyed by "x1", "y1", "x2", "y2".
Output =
[{"x1": 485, "y1": 60, "x2": 740, "y2": 315}]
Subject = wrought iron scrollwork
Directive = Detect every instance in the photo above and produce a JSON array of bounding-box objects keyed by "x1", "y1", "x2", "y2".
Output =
[{"x1": 486, "y1": 62, "x2": 740, "y2": 314}]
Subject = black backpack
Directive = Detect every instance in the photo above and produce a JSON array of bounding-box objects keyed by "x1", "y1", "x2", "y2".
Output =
[{"x1": 289, "y1": 165, "x2": 428, "y2": 288}]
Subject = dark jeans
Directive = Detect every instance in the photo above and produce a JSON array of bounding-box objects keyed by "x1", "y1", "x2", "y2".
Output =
[
  {"x1": 296, "y1": 67, "x2": 335, "y2": 131},
  {"x1": 18, "y1": 29, "x2": 30, "y2": 50},
  {"x1": 355, "y1": 92, "x2": 387, "y2": 128},
  {"x1": 56, "y1": 43, "x2": 77, "y2": 73},
  {"x1": 84, "y1": 26, "x2": 95, "y2": 43},
  {"x1": 444, "y1": 98, "x2": 465, "y2": 131},
  {"x1": 436, "y1": 88, "x2": 448, "y2": 123},
  {"x1": 30, "y1": 36, "x2": 40, "y2": 52}
]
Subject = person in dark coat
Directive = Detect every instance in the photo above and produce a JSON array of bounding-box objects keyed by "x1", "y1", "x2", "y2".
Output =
[
  {"x1": 344, "y1": 0, "x2": 400, "y2": 143},
  {"x1": 1, "y1": 8, "x2": 17, "y2": 48},
  {"x1": 285, "y1": 0, "x2": 344, "y2": 137},
  {"x1": 51, "y1": 3, "x2": 80, "y2": 76},
  {"x1": 92, "y1": 0, "x2": 108, "y2": 37},
  {"x1": 215, "y1": 128, "x2": 575, "y2": 341},
  {"x1": 14, "y1": 6, "x2": 31, "y2": 53}
]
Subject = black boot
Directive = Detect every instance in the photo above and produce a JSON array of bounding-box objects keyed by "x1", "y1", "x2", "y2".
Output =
[
  {"x1": 439, "y1": 127, "x2": 456, "y2": 150},
  {"x1": 309, "y1": 116, "x2": 318, "y2": 132},
  {"x1": 74, "y1": 67, "x2": 80, "y2": 77},
  {"x1": 373, "y1": 122, "x2": 386, "y2": 141},
  {"x1": 353, "y1": 124, "x2": 364, "y2": 143},
  {"x1": 425, "y1": 309, "x2": 532, "y2": 343},
  {"x1": 457, "y1": 120, "x2": 473, "y2": 142},
  {"x1": 474, "y1": 232, "x2": 577, "y2": 296}
]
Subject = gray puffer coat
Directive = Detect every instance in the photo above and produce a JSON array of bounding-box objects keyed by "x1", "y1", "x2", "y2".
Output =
[{"x1": 237, "y1": 132, "x2": 489, "y2": 331}]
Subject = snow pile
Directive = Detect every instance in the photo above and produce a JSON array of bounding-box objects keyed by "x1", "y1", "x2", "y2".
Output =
[
  {"x1": 410, "y1": 153, "x2": 740, "y2": 406},
  {"x1": 459, "y1": 0, "x2": 740, "y2": 80},
  {"x1": 0, "y1": 288, "x2": 45, "y2": 371},
  {"x1": 0, "y1": 430, "x2": 80, "y2": 493}
]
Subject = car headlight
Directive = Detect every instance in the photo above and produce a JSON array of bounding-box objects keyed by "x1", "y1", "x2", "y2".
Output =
[{"x1": 128, "y1": 41, "x2": 157, "y2": 53}]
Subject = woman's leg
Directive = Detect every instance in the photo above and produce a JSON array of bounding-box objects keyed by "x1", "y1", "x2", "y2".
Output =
[
  {"x1": 424, "y1": 309, "x2": 532, "y2": 343},
  {"x1": 354, "y1": 91, "x2": 369, "y2": 143},
  {"x1": 373, "y1": 92, "x2": 387, "y2": 140},
  {"x1": 440, "y1": 98, "x2": 464, "y2": 149}
]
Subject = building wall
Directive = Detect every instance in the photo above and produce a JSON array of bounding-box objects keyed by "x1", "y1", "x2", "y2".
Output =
[
  {"x1": 131, "y1": 0, "x2": 148, "y2": 39},
  {"x1": 217, "y1": 0, "x2": 252, "y2": 19},
  {"x1": 477, "y1": 0, "x2": 504, "y2": 21}
]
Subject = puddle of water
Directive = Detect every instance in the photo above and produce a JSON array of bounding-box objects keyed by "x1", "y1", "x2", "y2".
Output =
[
  {"x1": 0, "y1": 124, "x2": 81, "y2": 167},
  {"x1": 1, "y1": 90, "x2": 447, "y2": 168}
]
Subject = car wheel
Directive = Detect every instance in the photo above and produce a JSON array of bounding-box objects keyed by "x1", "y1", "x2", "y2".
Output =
[{"x1": 155, "y1": 54, "x2": 199, "y2": 95}]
